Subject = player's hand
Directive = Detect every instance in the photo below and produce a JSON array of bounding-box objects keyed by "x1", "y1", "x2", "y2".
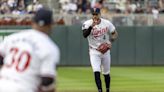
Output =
[
  {"x1": 107, "y1": 43, "x2": 112, "y2": 49},
  {"x1": 92, "y1": 18, "x2": 99, "y2": 27},
  {"x1": 91, "y1": 21, "x2": 97, "y2": 27}
]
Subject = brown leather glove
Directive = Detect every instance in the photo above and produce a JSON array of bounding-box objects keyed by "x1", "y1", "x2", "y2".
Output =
[{"x1": 97, "y1": 43, "x2": 111, "y2": 54}]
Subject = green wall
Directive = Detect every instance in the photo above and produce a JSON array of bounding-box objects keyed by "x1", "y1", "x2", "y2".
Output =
[
  {"x1": 0, "y1": 26, "x2": 164, "y2": 66},
  {"x1": 52, "y1": 26, "x2": 164, "y2": 66}
]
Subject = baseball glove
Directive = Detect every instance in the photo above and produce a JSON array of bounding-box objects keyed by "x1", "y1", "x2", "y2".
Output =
[{"x1": 97, "y1": 43, "x2": 111, "y2": 54}]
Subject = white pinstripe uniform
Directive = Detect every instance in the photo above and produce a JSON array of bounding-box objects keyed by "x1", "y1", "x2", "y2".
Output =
[
  {"x1": 82, "y1": 18, "x2": 115, "y2": 74},
  {"x1": 0, "y1": 29, "x2": 60, "y2": 92}
]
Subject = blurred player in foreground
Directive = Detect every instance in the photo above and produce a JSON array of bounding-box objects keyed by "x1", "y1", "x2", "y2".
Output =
[
  {"x1": 82, "y1": 8, "x2": 118, "y2": 92},
  {"x1": 0, "y1": 8, "x2": 60, "y2": 92}
]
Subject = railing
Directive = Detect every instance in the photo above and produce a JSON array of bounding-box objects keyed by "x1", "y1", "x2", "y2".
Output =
[
  {"x1": 57, "y1": 13, "x2": 164, "y2": 26},
  {"x1": 0, "y1": 13, "x2": 164, "y2": 26}
]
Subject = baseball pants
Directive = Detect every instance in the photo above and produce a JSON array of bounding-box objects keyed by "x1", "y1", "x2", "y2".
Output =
[{"x1": 89, "y1": 48, "x2": 111, "y2": 74}]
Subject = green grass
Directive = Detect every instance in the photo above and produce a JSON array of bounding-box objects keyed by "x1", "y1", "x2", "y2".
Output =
[{"x1": 57, "y1": 67, "x2": 164, "y2": 92}]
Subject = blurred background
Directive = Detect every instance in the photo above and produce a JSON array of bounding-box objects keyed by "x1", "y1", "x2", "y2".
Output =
[
  {"x1": 1, "y1": 0, "x2": 164, "y2": 26},
  {"x1": 0, "y1": 0, "x2": 164, "y2": 92}
]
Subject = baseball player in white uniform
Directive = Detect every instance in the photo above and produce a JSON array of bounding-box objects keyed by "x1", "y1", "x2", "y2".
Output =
[
  {"x1": 0, "y1": 8, "x2": 60, "y2": 92},
  {"x1": 82, "y1": 8, "x2": 118, "y2": 92}
]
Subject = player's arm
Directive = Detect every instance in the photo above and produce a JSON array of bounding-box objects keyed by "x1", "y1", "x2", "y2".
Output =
[
  {"x1": 108, "y1": 21, "x2": 118, "y2": 42},
  {"x1": 39, "y1": 46, "x2": 60, "y2": 92},
  {"x1": 110, "y1": 30, "x2": 118, "y2": 42},
  {"x1": 82, "y1": 26, "x2": 92, "y2": 38},
  {"x1": 82, "y1": 21, "x2": 96, "y2": 38}
]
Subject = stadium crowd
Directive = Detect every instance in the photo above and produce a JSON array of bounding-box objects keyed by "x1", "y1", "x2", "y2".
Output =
[
  {"x1": 0, "y1": 0, "x2": 43, "y2": 25},
  {"x1": 1, "y1": 0, "x2": 164, "y2": 26},
  {"x1": 0, "y1": 0, "x2": 43, "y2": 14},
  {"x1": 59, "y1": 0, "x2": 164, "y2": 14},
  {"x1": 1, "y1": 0, "x2": 164, "y2": 15},
  {"x1": 58, "y1": 0, "x2": 164, "y2": 26}
]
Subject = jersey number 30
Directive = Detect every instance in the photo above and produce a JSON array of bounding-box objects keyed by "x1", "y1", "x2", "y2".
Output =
[{"x1": 5, "y1": 47, "x2": 31, "y2": 72}]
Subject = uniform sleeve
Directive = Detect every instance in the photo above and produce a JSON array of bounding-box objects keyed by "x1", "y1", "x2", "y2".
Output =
[
  {"x1": 40, "y1": 46, "x2": 60, "y2": 77},
  {"x1": 82, "y1": 21, "x2": 92, "y2": 30},
  {"x1": 82, "y1": 23, "x2": 89, "y2": 30},
  {"x1": 108, "y1": 21, "x2": 116, "y2": 33}
]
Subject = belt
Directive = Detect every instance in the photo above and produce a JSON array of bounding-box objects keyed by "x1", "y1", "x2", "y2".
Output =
[
  {"x1": 89, "y1": 46, "x2": 100, "y2": 51},
  {"x1": 89, "y1": 46, "x2": 96, "y2": 49}
]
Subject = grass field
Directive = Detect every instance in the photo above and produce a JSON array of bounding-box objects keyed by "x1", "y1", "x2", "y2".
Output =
[{"x1": 57, "y1": 66, "x2": 164, "y2": 92}]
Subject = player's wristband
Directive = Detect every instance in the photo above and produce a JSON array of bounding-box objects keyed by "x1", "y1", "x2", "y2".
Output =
[{"x1": 88, "y1": 26, "x2": 93, "y2": 31}]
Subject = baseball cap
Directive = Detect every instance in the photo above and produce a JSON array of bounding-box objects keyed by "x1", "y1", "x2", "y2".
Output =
[
  {"x1": 33, "y1": 8, "x2": 53, "y2": 26},
  {"x1": 91, "y1": 8, "x2": 101, "y2": 15}
]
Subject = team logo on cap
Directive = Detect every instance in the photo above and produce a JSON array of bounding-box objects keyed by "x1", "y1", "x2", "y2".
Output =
[
  {"x1": 91, "y1": 8, "x2": 100, "y2": 15},
  {"x1": 93, "y1": 8, "x2": 96, "y2": 12}
]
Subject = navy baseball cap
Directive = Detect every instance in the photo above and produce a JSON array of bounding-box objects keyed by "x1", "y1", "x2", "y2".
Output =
[
  {"x1": 33, "y1": 8, "x2": 53, "y2": 26},
  {"x1": 91, "y1": 8, "x2": 101, "y2": 15}
]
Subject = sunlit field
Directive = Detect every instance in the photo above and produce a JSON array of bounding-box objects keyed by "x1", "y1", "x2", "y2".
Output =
[{"x1": 57, "y1": 67, "x2": 164, "y2": 92}]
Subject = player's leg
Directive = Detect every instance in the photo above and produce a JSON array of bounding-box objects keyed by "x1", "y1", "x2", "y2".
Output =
[
  {"x1": 103, "y1": 74, "x2": 110, "y2": 92},
  {"x1": 89, "y1": 49, "x2": 102, "y2": 92},
  {"x1": 102, "y1": 50, "x2": 111, "y2": 92}
]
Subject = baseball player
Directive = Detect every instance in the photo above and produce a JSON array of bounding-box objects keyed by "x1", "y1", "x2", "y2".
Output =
[
  {"x1": 82, "y1": 8, "x2": 118, "y2": 92},
  {"x1": 0, "y1": 8, "x2": 60, "y2": 92}
]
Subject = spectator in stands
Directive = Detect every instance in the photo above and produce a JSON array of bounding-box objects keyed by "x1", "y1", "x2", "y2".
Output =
[
  {"x1": 101, "y1": 7, "x2": 109, "y2": 14},
  {"x1": 159, "y1": 0, "x2": 164, "y2": 13},
  {"x1": 91, "y1": 0, "x2": 96, "y2": 8},
  {"x1": 0, "y1": 0, "x2": 11, "y2": 14},
  {"x1": 33, "y1": 1, "x2": 43, "y2": 12},
  {"x1": 135, "y1": 0, "x2": 144, "y2": 13},
  {"x1": 115, "y1": 0, "x2": 127, "y2": 13},
  {"x1": 85, "y1": 0, "x2": 91, "y2": 13},
  {"x1": 77, "y1": 0, "x2": 90, "y2": 14},
  {"x1": 61, "y1": 1, "x2": 70, "y2": 14},
  {"x1": 152, "y1": 6, "x2": 160, "y2": 24},
  {"x1": 17, "y1": 0, "x2": 25, "y2": 10},
  {"x1": 70, "y1": 0, "x2": 78, "y2": 13},
  {"x1": 7, "y1": 0, "x2": 16, "y2": 9},
  {"x1": 126, "y1": 0, "x2": 137, "y2": 13},
  {"x1": 12, "y1": 7, "x2": 21, "y2": 15},
  {"x1": 59, "y1": 0, "x2": 70, "y2": 4},
  {"x1": 66, "y1": 0, "x2": 77, "y2": 14},
  {"x1": 27, "y1": 0, "x2": 43, "y2": 14},
  {"x1": 0, "y1": 0, "x2": 43, "y2": 14},
  {"x1": 77, "y1": 0, "x2": 83, "y2": 13},
  {"x1": 93, "y1": 0, "x2": 104, "y2": 9},
  {"x1": 60, "y1": 0, "x2": 78, "y2": 14},
  {"x1": 24, "y1": 0, "x2": 32, "y2": 7},
  {"x1": 27, "y1": 2, "x2": 35, "y2": 13}
]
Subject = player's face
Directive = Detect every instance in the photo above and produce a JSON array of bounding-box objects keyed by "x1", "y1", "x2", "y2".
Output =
[{"x1": 92, "y1": 14, "x2": 100, "y2": 23}]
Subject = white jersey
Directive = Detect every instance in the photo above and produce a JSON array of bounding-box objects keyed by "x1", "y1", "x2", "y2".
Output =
[
  {"x1": 82, "y1": 18, "x2": 115, "y2": 49},
  {"x1": 0, "y1": 29, "x2": 60, "y2": 92}
]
